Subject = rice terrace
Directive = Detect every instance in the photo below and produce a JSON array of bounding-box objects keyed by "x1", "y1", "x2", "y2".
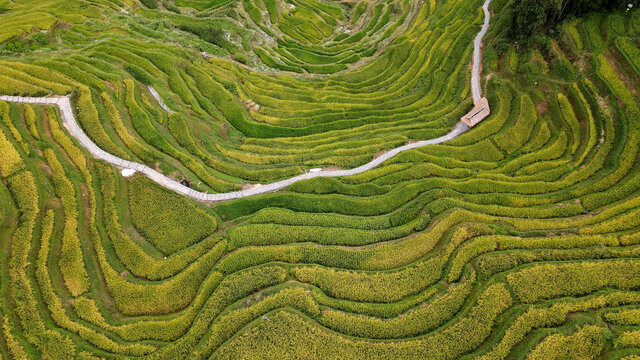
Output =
[{"x1": 1, "y1": 0, "x2": 640, "y2": 359}]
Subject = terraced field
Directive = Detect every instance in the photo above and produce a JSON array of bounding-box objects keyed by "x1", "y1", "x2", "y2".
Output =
[{"x1": 1, "y1": 0, "x2": 640, "y2": 359}]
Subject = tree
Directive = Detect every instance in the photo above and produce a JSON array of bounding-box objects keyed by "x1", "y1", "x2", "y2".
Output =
[{"x1": 509, "y1": 0, "x2": 627, "y2": 41}]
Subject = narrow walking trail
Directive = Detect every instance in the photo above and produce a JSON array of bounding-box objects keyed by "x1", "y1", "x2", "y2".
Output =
[
  {"x1": 472, "y1": 0, "x2": 492, "y2": 101},
  {"x1": 0, "y1": 0, "x2": 492, "y2": 202}
]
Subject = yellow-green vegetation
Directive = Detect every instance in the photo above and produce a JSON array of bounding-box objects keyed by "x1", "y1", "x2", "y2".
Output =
[
  {"x1": 44, "y1": 148, "x2": 90, "y2": 297},
  {"x1": 0, "y1": 122, "x2": 23, "y2": 177},
  {"x1": 526, "y1": 325, "x2": 609, "y2": 360},
  {"x1": 128, "y1": 176, "x2": 217, "y2": 255},
  {"x1": 0, "y1": 0, "x2": 639, "y2": 359}
]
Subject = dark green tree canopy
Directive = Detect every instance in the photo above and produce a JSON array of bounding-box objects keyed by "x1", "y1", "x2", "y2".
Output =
[{"x1": 510, "y1": 0, "x2": 628, "y2": 39}]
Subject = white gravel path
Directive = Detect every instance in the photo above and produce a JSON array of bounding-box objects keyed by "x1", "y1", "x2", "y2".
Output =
[
  {"x1": 0, "y1": 0, "x2": 492, "y2": 201},
  {"x1": 148, "y1": 86, "x2": 175, "y2": 113}
]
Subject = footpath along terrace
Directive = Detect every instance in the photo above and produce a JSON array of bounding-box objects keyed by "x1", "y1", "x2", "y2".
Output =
[
  {"x1": 0, "y1": 0, "x2": 492, "y2": 201},
  {"x1": 2, "y1": 0, "x2": 640, "y2": 359},
  {"x1": 0, "y1": 94, "x2": 471, "y2": 200}
]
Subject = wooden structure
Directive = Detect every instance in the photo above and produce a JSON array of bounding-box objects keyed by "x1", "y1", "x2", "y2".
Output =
[{"x1": 461, "y1": 97, "x2": 490, "y2": 127}]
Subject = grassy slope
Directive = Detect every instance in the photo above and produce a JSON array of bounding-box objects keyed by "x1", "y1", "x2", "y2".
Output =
[{"x1": 0, "y1": 0, "x2": 639, "y2": 359}]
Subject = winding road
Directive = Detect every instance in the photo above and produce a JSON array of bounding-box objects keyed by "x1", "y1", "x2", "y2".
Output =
[{"x1": 0, "y1": 0, "x2": 492, "y2": 202}]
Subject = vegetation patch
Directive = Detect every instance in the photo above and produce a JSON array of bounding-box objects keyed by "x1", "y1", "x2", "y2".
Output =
[{"x1": 128, "y1": 176, "x2": 217, "y2": 255}]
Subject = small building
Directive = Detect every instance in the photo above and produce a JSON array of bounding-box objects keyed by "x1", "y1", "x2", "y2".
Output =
[{"x1": 461, "y1": 97, "x2": 490, "y2": 127}]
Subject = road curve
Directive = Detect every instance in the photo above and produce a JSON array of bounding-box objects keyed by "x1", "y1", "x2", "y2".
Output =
[{"x1": 0, "y1": 0, "x2": 491, "y2": 202}]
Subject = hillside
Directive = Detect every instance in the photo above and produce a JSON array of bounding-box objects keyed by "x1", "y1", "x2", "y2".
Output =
[{"x1": 1, "y1": 0, "x2": 640, "y2": 359}]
